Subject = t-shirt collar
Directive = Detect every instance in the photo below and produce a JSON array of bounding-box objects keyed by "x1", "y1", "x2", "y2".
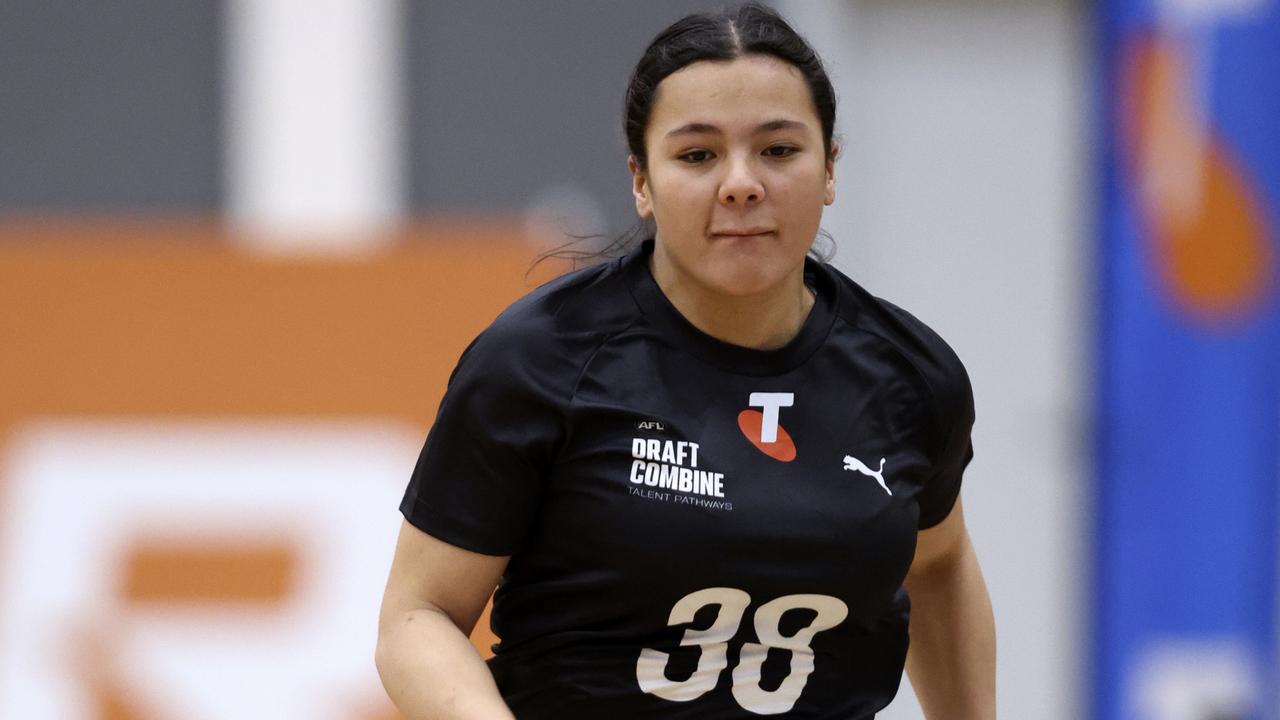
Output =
[{"x1": 620, "y1": 237, "x2": 838, "y2": 376}]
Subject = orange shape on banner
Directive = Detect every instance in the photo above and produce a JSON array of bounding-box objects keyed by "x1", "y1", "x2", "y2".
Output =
[
  {"x1": 1121, "y1": 35, "x2": 1274, "y2": 323},
  {"x1": 121, "y1": 540, "x2": 298, "y2": 605}
]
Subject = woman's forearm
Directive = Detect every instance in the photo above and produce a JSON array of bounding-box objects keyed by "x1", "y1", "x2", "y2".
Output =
[
  {"x1": 902, "y1": 532, "x2": 996, "y2": 719},
  {"x1": 375, "y1": 606, "x2": 516, "y2": 720}
]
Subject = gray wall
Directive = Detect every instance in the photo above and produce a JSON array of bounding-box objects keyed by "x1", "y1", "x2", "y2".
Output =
[{"x1": 0, "y1": 1, "x2": 224, "y2": 212}]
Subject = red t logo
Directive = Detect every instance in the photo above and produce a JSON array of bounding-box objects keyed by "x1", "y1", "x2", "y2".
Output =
[{"x1": 738, "y1": 392, "x2": 797, "y2": 462}]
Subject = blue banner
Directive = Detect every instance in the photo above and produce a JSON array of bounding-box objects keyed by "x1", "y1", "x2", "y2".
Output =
[{"x1": 1097, "y1": 1, "x2": 1280, "y2": 718}]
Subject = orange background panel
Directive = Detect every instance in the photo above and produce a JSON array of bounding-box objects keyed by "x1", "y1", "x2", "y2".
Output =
[
  {"x1": 0, "y1": 218, "x2": 571, "y2": 658},
  {"x1": 0, "y1": 218, "x2": 566, "y2": 422}
]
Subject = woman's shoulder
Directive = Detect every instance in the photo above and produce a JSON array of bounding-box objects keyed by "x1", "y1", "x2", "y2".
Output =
[
  {"x1": 489, "y1": 257, "x2": 638, "y2": 345},
  {"x1": 451, "y1": 257, "x2": 640, "y2": 393},
  {"x1": 823, "y1": 263, "x2": 972, "y2": 405}
]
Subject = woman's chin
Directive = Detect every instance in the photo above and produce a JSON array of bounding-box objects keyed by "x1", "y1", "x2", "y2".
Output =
[{"x1": 700, "y1": 264, "x2": 792, "y2": 298}]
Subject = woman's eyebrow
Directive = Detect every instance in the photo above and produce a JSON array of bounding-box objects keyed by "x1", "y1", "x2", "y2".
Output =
[{"x1": 664, "y1": 119, "x2": 809, "y2": 138}]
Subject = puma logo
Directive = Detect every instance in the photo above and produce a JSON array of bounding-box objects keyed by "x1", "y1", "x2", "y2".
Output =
[{"x1": 842, "y1": 455, "x2": 891, "y2": 496}]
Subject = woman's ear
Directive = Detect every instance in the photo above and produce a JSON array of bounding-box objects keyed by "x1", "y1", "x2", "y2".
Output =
[
  {"x1": 628, "y1": 155, "x2": 653, "y2": 218},
  {"x1": 824, "y1": 141, "x2": 839, "y2": 206}
]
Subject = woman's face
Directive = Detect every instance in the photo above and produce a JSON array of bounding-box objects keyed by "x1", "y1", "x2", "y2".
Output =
[{"x1": 631, "y1": 54, "x2": 835, "y2": 299}]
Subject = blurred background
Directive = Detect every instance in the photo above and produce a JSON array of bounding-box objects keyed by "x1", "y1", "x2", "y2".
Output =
[{"x1": 1, "y1": 1, "x2": 1276, "y2": 718}]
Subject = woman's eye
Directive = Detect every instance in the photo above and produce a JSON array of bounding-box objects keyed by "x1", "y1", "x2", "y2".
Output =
[
  {"x1": 678, "y1": 150, "x2": 712, "y2": 163},
  {"x1": 764, "y1": 145, "x2": 798, "y2": 158}
]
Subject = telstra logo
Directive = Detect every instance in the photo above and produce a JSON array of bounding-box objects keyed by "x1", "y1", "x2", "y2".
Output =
[{"x1": 737, "y1": 392, "x2": 797, "y2": 462}]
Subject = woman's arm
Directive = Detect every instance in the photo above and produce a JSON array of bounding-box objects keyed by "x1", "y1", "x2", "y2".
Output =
[
  {"x1": 375, "y1": 520, "x2": 516, "y2": 720},
  {"x1": 902, "y1": 497, "x2": 996, "y2": 719}
]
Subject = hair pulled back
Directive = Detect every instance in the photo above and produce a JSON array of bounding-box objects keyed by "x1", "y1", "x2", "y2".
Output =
[{"x1": 625, "y1": 3, "x2": 837, "y2": 170}]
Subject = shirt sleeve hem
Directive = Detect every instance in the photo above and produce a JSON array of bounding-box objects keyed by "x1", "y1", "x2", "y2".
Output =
[
  {"x1": 399, "y1": 496, "x2": 518, "y2": 557},
  {"x1": 916, "y1": 484, "x2": 961, "y2": 530}
]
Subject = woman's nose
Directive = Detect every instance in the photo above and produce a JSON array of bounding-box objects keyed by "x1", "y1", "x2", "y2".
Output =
[{"x1": 718, "y1": 157, "x2": 765, "y2": 206}]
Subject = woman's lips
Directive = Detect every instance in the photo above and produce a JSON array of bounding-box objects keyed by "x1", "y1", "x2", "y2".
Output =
[{"x1": 709, "y1": 229, "x2": 775, "y2": 239}]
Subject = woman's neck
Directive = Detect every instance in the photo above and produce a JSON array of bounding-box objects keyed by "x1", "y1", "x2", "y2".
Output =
[{"x1": 649, "y1": 255, "x2": 816, "y2": 351}]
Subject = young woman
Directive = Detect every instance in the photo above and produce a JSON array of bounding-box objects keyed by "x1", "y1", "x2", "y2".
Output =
[{"x1": 376, "y1": 5, "x2": 995, "y2": 718}]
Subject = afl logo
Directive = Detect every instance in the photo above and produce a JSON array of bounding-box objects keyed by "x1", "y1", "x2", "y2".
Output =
[{"x1": 738, "y1": 392, "x2": 797, "y2": 462}]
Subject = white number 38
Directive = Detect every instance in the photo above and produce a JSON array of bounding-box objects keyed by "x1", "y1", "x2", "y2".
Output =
[{"x1": 635, "y1": 586, "x2": 849, "y2": 715}]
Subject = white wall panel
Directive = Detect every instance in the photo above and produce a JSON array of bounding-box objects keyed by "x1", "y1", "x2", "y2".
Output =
[{"x1": 224, "y1": 0, "x2": 405, "y2": 251}]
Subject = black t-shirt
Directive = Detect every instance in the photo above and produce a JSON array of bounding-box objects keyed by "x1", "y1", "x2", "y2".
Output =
[{"x1": 400, "y1": 238, "x2": 975, "y2": 719}]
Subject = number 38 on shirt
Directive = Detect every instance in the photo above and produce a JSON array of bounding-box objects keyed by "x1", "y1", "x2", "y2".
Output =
[{"x1": 636, "y1": 586, "x2": 849, "y2": 715}]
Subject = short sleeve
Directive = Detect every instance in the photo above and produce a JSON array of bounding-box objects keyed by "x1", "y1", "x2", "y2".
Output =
[
  {"x1": 399, "y1": 323, "x2": 566, "y2": 556},
  {"x1": 914, "y1": 354, "x2": 975, "y2": 530}
]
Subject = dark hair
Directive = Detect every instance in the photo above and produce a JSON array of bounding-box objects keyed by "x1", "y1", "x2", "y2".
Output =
[
  {"x1": 532, "y1": 3, "x2": 838, "y2": 275},
  {"x1": 625, "y1": 2, "x2": 838, "y2": 170}
]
